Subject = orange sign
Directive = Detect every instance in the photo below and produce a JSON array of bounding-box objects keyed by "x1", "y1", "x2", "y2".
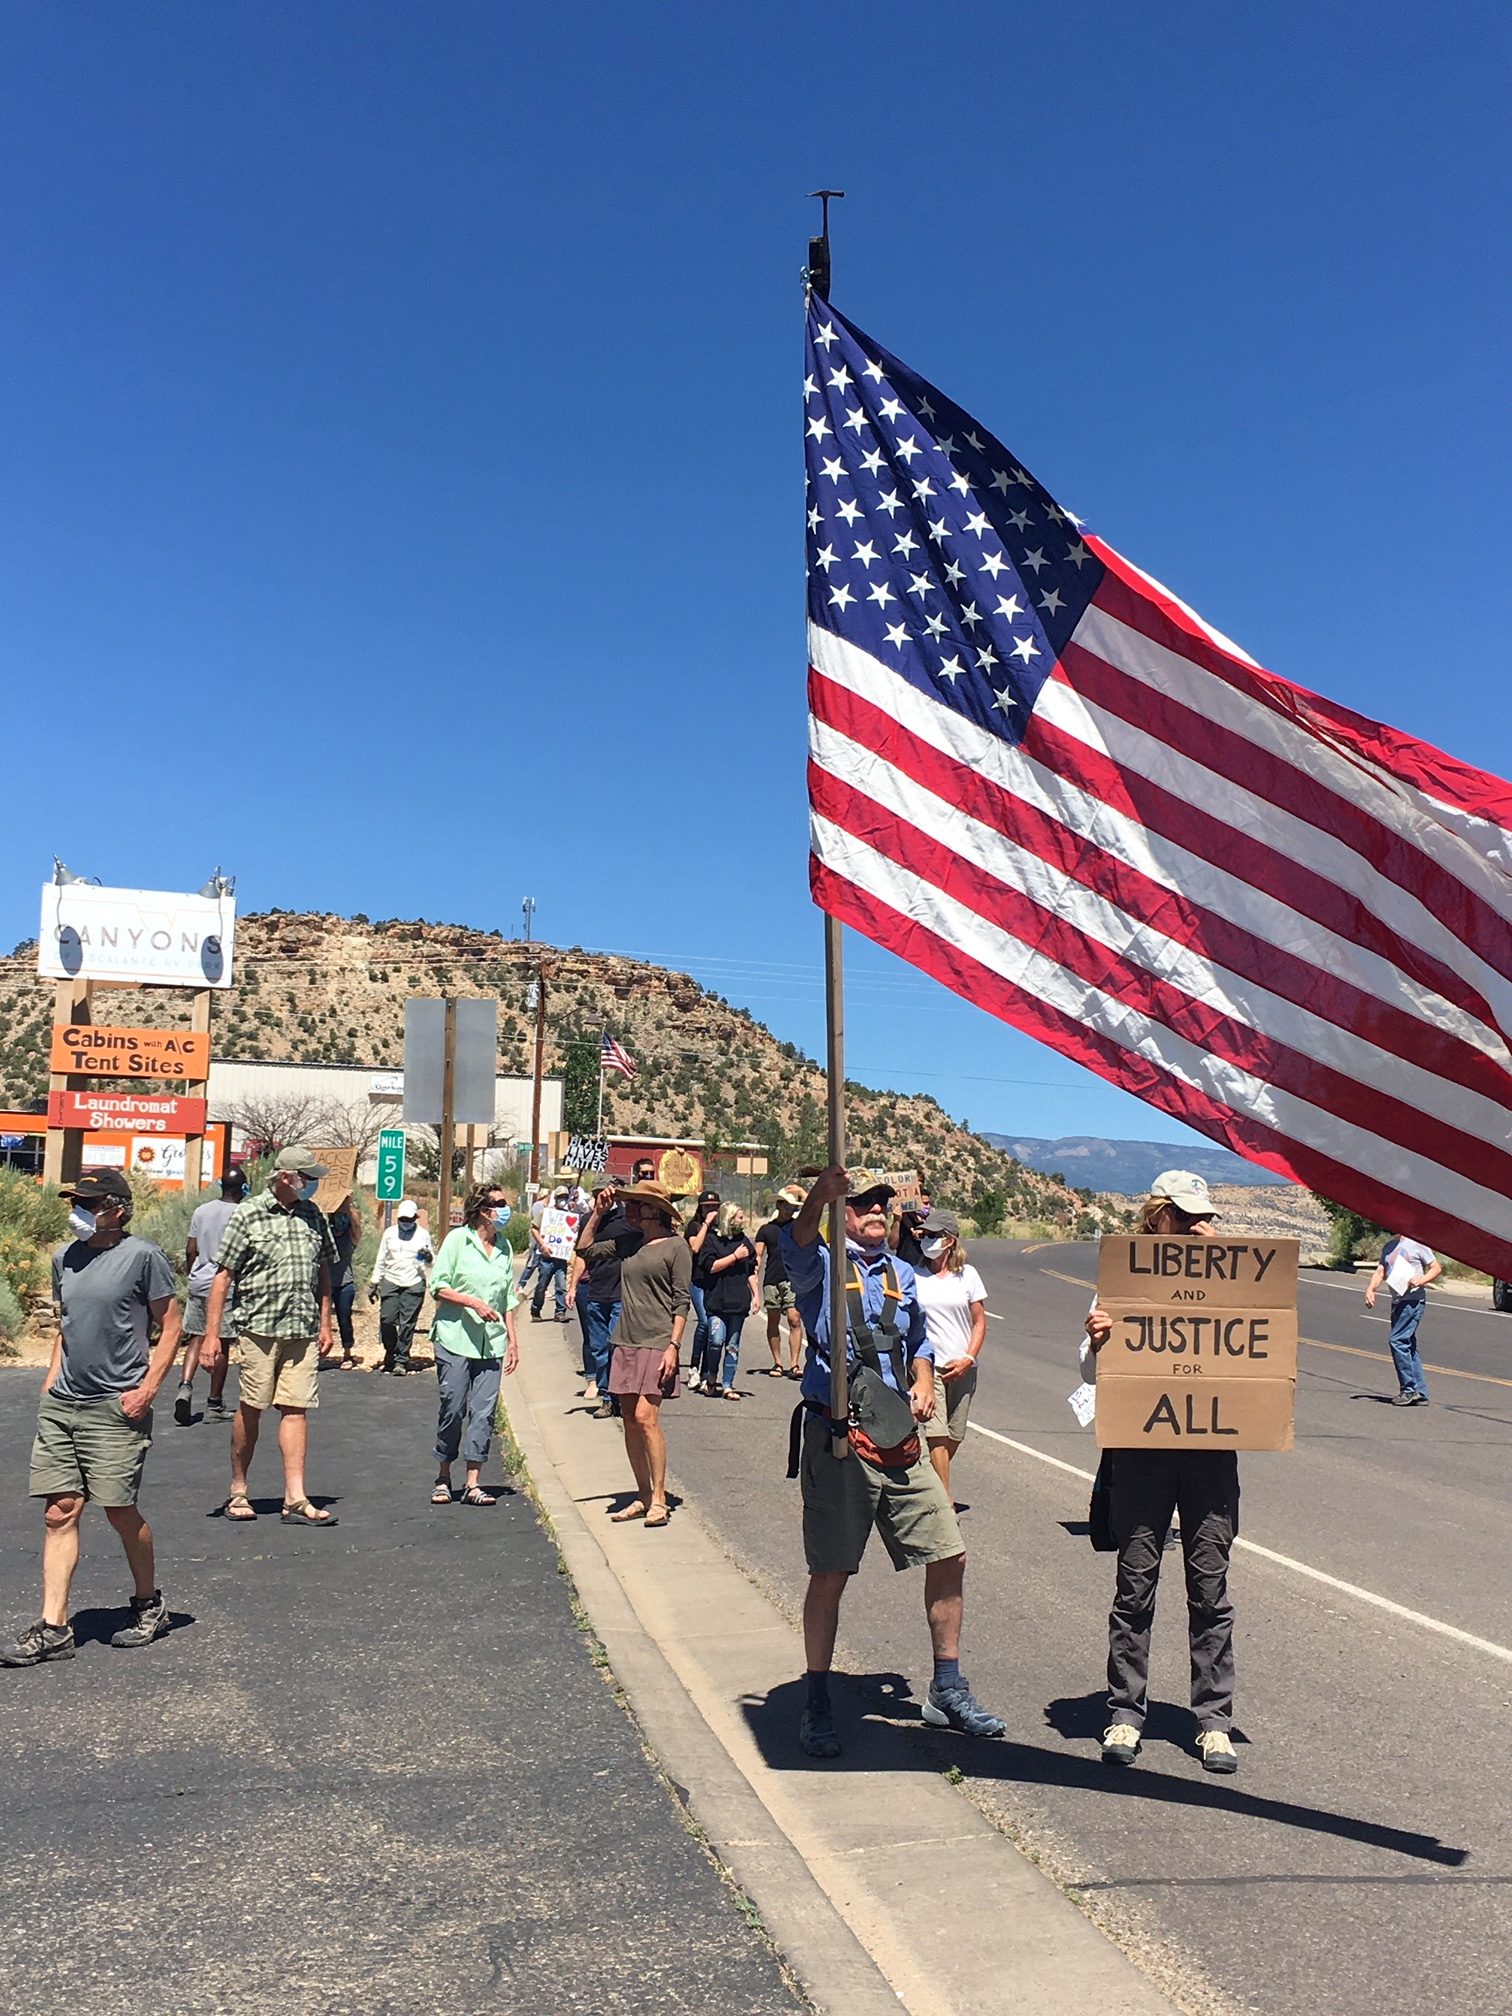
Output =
[
  {"x1": 49, "y1": 1090, "x2": 207, "y2": 1136},
  {"x1": 49, "y1": 1023, "x2": 210, "y2": 1082}
]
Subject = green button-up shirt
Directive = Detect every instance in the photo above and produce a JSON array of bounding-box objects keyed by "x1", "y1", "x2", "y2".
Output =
[
  {"x1": 215, "y1": 1191, "x2": 338, "y2": 1340},
  {"x1": 429, "y1": 1226, "x2": 520, "y2": 1361}
]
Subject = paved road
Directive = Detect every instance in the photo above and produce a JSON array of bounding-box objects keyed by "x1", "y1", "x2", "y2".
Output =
[
  {"x1": 653, "y1": 1242, "x2": 1512, "y2": 2016},
  {"x1": 0, "y1": 1366, "x2": 804, "y2": 2016}
]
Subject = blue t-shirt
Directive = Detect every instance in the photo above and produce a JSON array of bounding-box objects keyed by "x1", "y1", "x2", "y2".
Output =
[{"x1": 779, "y1": 1228, "x2": 930, "y2": 1407}]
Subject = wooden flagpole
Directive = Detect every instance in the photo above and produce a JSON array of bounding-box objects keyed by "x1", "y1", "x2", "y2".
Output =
[{"x1": 808, "y1": 190, "x2": 851, "y2": 1458}]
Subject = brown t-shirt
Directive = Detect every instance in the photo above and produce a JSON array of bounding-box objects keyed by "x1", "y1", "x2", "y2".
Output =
[{"x1": 617, "y1": 1234, "x2": 693, "y2": 1350}]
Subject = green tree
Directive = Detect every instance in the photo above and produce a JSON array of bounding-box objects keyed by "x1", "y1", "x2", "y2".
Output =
[
  {"x1": 561, "y1": 1032, "x2": 602, "y2": 1135},
  {"x1": 970, "y1": 1183, "x2": 1007, "y2": 1236},
  {"x1": 1312, "y1": 1195, "x2": 1386, "y2": 1269}
]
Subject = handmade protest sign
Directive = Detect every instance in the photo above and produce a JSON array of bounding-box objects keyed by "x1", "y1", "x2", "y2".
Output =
[{"x1": 1094, "y1": 1234, "x2": 1299, "y2": 1451}]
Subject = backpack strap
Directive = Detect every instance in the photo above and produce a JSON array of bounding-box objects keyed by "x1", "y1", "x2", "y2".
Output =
[{"x1": 845, "y1": 1257, "x2": 909, "y2": 1393}]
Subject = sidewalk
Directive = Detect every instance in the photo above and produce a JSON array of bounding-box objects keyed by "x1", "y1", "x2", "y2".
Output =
[
  {"x1": 504, "y1": 1313, "x2": 1185, "y2": 2016},
  {"x1": 0, "y1": 1365, "x2": 805, "y2": 2016}
]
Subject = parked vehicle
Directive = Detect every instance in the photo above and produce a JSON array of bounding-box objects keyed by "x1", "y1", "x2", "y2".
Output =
[{"x1": 1494, "y1": 1279, "x2": 1512, "y2": 1313}]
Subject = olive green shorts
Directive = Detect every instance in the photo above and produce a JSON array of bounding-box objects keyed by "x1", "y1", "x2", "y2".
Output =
[
  {"x1": 29, "y1": 1390, "x2": 153, "y2": 1507},
  {"x1": 799, "y1": 1413, "x2": 963, "y2": 1575}
]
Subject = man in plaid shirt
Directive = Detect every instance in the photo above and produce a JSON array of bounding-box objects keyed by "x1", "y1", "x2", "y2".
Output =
[{"x1": 203, "y1": 1147, "x2": 340, "y2": 1527}]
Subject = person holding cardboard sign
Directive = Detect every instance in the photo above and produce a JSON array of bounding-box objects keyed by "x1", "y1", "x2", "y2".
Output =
[{"x1": 1083, "y1": 1171, "x2": 1242, "y2": 1776}]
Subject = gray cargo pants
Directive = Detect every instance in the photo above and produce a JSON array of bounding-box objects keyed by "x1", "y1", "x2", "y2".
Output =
[{"x1": 1106, "y1": 1449, "x2": 1239, "y2": 1734}]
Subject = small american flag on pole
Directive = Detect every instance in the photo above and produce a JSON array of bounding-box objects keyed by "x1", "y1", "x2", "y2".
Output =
[
  {"x1": 601, "y1": 1033, "x2": 638, "y2": 1081},
  {"x1": 804, "y1": 296, "x2": 1512, "y2": 1278}
]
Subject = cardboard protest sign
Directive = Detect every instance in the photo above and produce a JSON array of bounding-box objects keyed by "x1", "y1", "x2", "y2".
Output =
[
  {"x1": 312, "y1": 1147, "x2": 360, "y2": 1215},
  {"x1": 1094, "y1": 1234, "x2": 1299, "y2": 1452}
]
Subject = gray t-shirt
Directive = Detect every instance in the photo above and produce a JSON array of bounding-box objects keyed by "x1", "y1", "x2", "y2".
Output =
[
  {"x1": 51, "y1": 1235, "x2": 177, "y2": 1402},
  {"x1": 187, "y1": 1199, "x2": 239, "y2": 1294}
]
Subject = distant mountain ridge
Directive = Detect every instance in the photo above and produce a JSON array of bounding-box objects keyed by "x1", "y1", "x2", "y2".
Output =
[{"x1": 983, "y1": 1133, "x2": 1287, "y2": 1198}]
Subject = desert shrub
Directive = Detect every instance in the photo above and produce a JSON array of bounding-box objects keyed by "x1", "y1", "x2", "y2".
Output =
[{"x1": 0, "y1": 1277, "x2": 24, "y2": 1341}]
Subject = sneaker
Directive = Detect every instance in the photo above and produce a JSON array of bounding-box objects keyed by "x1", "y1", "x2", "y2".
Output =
[
  {"x1": 1391, "y1": 1391, "x2": 1418, "y2": 1406},
  {"x1": 173, "y1": 1387, "x2": 193, "y2": 1426},
  {"x1": 799, "y1": 1702, "x2": 843, "y2": 1759},
  {"x1": 111, "y1": 1591, "x2": 169, "y2": 1650},
  {"x1": 0, "y1": 1620, "x2": 76, "y2": 1667},
  {"x1": 1411, "y1": 1393, "x2": 1430, "y2": 1406},
  {"x1": 1100, "y1": 1722, "x2": 1142, "y2": 1765},
  {"x1": 206, "y1": 1396, "x2": 228, "y2": 1421},
  {"x1": 592, "y1": 1400, "x2": 616, "y2": 1420},
  {"x1": 921, "y1": 1677, "x2": 1005, "y2": 1739},
  {"x1": 1196, "y1": 1729, "x2": 1238, "y2": 1773}
]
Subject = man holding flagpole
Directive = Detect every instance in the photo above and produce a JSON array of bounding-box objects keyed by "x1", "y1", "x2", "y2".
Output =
[{"x1": 781, "y1": 1166, "x2": 1004, "y2": 1759}]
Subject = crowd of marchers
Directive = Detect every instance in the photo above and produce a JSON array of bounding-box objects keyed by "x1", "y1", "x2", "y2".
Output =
[{"x1": 0, "y1": 1151, "x2": 1445, "y2": 1778}]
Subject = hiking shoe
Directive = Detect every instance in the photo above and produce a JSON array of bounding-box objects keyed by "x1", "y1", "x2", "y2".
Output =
[
  {"x1": 1391, "y1": 1392, "x2": 1418, "y2": 1406},
  {"x1": 1196, "y1": 1730, "x2": 1238, "y2": 1773},
  {"x1": 173, "y1": 1387, "x2": 193, "y2": 1426},
  {"x1": 592, "y1": 1400, "x2": 616, "y2": 1420},
  {"x1": 206, "y1": 1396, "x2": 228, "y2": 1421},
  {"x1": 1411, "y1": 1393, "x2": 1430, "y2": 1406},
  {"x1": 1100, "y1": 1722, "x2": 1142, "y2": 1765},
  {"x1": 111, "y1": 1591, "x2": 169, "y2": 1650},
  {"x1": 0, "y1": 1621, "x2": 76, "y2": 1667},
  {"x1": 922, "y1": 1677, "x2": 1005, "y2": 1739},
  {"x1": 799, "y1": 1703, "x2": 843, "y2": 1759}
]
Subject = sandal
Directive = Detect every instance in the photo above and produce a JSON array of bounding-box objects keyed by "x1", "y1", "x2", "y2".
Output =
[
  {"x1": 339, "y1": 1356, "x2": 357, "y2": 1371},
  {"x1": 723, "y1": 1388, "x2": 742, "y2": 1401},
  {"x1": 431, "y1": 1482, "x2": 453, "y2": 1505},
  {"x1": 281, "y1": 1497, "x2": 338, "y2": 1527},
  {"x1": 644, "y1": 1503, "x2": 670, "y2": 1529},
  {"x1": 609, "y1": 1500, "x2": 648, "y2": 1523},
  {"x1": 766, "y1": 1366, "x2": 786, "y2": 1378},
  {"x1": 225, "y1": 1490, "x2": 257, "y2": 1522},
  {"x1": 460, "y1": 1485, "x2": 496, "y2": 1507}
]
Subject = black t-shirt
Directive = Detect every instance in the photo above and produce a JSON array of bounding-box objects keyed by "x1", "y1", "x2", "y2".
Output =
[
  {"x1": 576, "y1": 1206, "x2": 642, "y2": 1303},
  {"x1": 686, "y1": 1211, "x2": 720, "y2": 1288},
  {"x1": 754, "y1": 1219, "x2": 790, "y2": 1287},
  {"x1": 895, "y1": 1210, "x2": 928, "y2": 1270},
  {"x1": 703, "y1": 1232, "x2": 757, "y2": 1317}
]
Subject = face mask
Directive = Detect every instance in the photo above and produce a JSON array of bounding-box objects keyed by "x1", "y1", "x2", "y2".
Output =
[
  {"x1": 491, "y1": 1206, "x2": 511, "y2": 1228},
  {"x1": 920, "y1": 1235, "x2": 950, "y2": 1260},
  {"x1": 398, "y1": 1220, "x2": 416, "y2": 1238},
  {"x1": 298, "y1": 1178, "x2": 318, "y2": 1201},
  {"x1": 69, "y1": 1206, "x2": 97, "y2": 1238}
]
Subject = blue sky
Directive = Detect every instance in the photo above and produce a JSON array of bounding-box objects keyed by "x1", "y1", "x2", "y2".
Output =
[{"x1": 4, "y1": 1, "x2": 1507, "y2": 1147}]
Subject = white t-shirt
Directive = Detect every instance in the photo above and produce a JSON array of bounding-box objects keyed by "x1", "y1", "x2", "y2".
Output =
[
  {"x1": 1383, "y1": 1237, "x2": 1435, "y2": 1299},
  {"x1": 914, "y1": 1263, "x2": 987, "y2": 1367}
]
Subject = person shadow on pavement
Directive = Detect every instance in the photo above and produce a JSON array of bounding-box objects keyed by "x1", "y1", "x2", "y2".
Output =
[
  {"x1": 205, "y1": 1494, "x2": 343, "y2": 1519},
  {"x1": 67, "y1": 1603, "x2": 195, "y2": 1647},
  {"x1": 742, "y1": 1678, "x2": 1467, "y2": 1864},
  {"x1": 742, "y1": 1671, "x2": 936, "y2": 1773},
  {"x1": 1027, "y1": 1692, "x2": 1466, "y2": 1867}
]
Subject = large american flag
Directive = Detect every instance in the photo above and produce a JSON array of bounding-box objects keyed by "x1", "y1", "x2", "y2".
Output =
[{"x1": 804, "y1": 297, "x2": 1512, "y2": 1278}]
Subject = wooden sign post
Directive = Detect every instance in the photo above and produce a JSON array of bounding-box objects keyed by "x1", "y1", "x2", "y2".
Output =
[{"x1": 1094, "y1": 1234, "x2": 1299, "y2": 1451}]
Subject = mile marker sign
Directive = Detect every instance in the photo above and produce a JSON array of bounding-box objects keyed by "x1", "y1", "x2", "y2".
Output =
[{"x1": 376, "y1": 1128, "x2": 406, "y2": 1203}]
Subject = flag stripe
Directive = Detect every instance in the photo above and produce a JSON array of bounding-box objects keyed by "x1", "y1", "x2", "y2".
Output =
[
  {"x1": 1091, "y1": 549, "x2": 1512, "y2": 846},
  {"x1": 809, "y1": 663, "x2": 1512, "y2": 1122},
  {"x1": 1034, "y1": 652, "x2": 1512, "y2": 1038},
  {"x1": 809, "y1": 625, "x2": 1512, "y2": 1094},
  {"x1": 807, "y1": 742, "x2": 1512, "y2": 1203},
  {"x1": 811, "y1": 852, "x2": 1512, "y2": 1281}
]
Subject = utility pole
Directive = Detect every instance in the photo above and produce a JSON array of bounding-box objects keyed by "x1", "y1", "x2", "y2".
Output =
[
  {"x1": 521, "y1": 896, "x2": 535, "y2": 944},
  {"x1": 438, "y1": 996, "x2": 458, "y2": 1240},
  {"x1": 528, "y1": 971, "x2": 547, "y2": 1186}
]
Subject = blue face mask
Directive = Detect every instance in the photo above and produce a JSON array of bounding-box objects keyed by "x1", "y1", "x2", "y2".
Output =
[
  {"x1": 298, "y1": 1178, "x2": 318, "y2": 1201},
  {"x1": 491, "y1": 1205, "x2": 512, "y2": 1228}
]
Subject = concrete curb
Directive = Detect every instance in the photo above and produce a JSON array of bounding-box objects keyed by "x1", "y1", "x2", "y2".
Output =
[
  {"x1": 501, "y1": 1319, "x2": 1184, "y2": 2016},
  {"x1": 498, "y1": 1349, "x2": 905, "y2": 2016}
]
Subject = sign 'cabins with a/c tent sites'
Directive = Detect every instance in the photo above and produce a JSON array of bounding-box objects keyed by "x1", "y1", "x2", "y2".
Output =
[{"x1": 1094, "y1": 1234, "x2": 1299, "y2": 1452}]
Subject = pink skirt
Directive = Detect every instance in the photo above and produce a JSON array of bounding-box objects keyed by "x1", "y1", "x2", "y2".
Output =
[{"x1": 609, "y1": 1343, "x2": 680, "y2": 1400}]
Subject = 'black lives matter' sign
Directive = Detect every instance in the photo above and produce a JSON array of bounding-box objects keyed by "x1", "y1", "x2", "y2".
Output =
[
  {"x1": 1094, "y1": 1235, "x2": 1299, "y2": 1451},
  {"x1": 565, "y1": 1135, "x2": 608, "y2": 1173}
]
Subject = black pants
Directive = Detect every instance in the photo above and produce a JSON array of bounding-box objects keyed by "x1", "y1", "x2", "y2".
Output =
[
  {"x1": 379, "y1": 1284, "x2": 426, "y2": 1371},
  {"x1": 1107, "y1": 1449, "x2": 1239, "y2": 1734}
]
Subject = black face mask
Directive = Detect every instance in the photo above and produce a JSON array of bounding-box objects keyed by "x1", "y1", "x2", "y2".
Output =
[{"x1": 398, "y1": 1222, "x2": 416, "y2": 1238}]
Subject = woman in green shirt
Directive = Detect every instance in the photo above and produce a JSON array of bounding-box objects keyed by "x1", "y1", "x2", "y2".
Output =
[{"x1": 428, "y1": 1182, "x2": 521, "y2": 1507}]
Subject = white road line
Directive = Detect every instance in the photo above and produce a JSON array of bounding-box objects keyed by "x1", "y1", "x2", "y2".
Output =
[{"x1": 966, "y1": 1419, "x2": 1512, "y2": 1667}]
